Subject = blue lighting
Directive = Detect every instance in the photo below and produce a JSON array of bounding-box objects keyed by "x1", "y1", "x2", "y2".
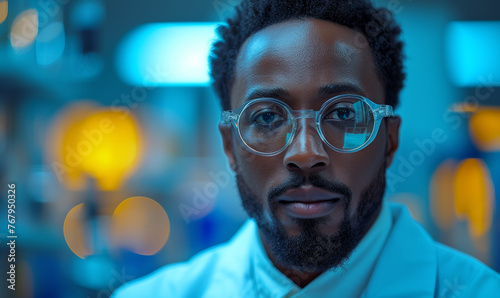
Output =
[
  {"x1": 446, "y1": 21, "x2": 500, "y2": 87},
  {"x1": 116, "y1": 22, "x2": 220, "y2": 86},
  {"x1": 70, "y1": 0, "x2": 105, "y2": 29},
  {"x1": 36, "y1": 22, "x2": 65, "y2": 66}
]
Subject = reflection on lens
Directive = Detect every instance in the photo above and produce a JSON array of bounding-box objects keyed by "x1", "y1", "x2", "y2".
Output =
[
  {"x1": 320, "y1": 98, "x2": 374, "y2": 150},
  {"x1": 238, "y1": 100, "x2": 293, "y2": 154}
]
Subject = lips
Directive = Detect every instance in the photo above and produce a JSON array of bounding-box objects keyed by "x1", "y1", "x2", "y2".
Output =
[{"x1": 278, "y1": 185, "x2": 342, "y2": 218}]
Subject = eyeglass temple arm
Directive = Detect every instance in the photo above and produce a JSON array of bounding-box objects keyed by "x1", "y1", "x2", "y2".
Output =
[
  {"x1": 373, "y1": 105, "x2": 394, "y2": 121},
  {"x1": 221, "y1": 111, "x2": 238, "y2": 124}
]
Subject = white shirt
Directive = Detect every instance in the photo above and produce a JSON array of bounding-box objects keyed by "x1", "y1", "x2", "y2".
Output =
[{"x1": 113, "y1": 202, "x2": 500, "y2": 297}]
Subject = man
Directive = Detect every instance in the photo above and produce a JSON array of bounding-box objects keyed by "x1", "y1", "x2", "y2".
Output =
[{"x1": 114, "y1": 0, "x2": 500, "y2": 296}]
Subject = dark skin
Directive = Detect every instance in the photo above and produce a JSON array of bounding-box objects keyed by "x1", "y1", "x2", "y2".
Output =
[{"x1": 219, "y1": 18, "x2": 401, "y2": 287}]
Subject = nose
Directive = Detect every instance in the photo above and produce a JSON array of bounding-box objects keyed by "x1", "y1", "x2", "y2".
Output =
[{"x1": 283, "y1": 119, "x2": 330, "y2": 174}]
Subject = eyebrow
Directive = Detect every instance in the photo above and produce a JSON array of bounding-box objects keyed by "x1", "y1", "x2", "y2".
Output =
[
  {"x1": 318, "y1": 83, "x2": 364, "y2": 96},
  {"x1": 244, "y1": 83, "x2": 365, "y2": 102},
  {"x1": 245, "y1": 88, "x2": 290, "y2": 102}
]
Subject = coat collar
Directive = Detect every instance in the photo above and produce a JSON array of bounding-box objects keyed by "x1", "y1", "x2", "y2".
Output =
[{"x1": 363, "y1": 203, "x2": 437, "y2": 297}]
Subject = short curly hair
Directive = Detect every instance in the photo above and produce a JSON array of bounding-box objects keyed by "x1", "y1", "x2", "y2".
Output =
[{"x1": 209, "y1": 0, "x2": 405, "y2": 110}]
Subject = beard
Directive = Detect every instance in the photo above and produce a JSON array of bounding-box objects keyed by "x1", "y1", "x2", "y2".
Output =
[{"x1": 236, "y1": 163, "x2": 386, "y2": 273}]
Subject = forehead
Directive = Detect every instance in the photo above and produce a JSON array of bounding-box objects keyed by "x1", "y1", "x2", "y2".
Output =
[{"x1": 230, "y1": 18, "x2": 384, "y2": 109}]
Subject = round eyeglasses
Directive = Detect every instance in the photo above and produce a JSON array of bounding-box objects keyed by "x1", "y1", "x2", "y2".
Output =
[{"x1": 220, "y1": 94, "x2": 394, "y2": 156}]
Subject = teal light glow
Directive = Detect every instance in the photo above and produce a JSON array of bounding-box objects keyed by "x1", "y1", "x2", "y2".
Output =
[
  {"x1": 115, "y1": 23, "x2": 220, "y2": 86},
  {"x1": 446, "y1": 21, "x2": 500, "y2": 87},
  {"x1": 36, "y1": 22, "x2": 65, "y2": 66}
]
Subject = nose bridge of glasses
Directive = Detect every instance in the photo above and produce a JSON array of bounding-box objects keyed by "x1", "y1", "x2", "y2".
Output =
[
  {"x1": 290, "y1": 110, "x2": 323, "y2": 147},
  {"x1": 290, "y1": 110, "x2": 321, "y2": 136},
  {"x1": 291, "y1": 109, "x2": 317, "y2": 120},
  {"x1": 289, "y1": 109, "x2": 321, "y2": 141},
  {"x1": 285, "y1": 110, "x2": 328, "y2": 162}
]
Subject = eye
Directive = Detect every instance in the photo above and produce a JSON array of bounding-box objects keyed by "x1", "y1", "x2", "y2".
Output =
[
  {"x1": 325, "y1": 106, "x2": 355, "y2": 121},
  {"x1": 251, "y1": 110, "x2": 285, "y2": 125}
]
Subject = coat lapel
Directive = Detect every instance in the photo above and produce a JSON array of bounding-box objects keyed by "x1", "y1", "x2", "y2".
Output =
[{"x1": 363, "y1": 204, "x2": 437, "y2": 297}]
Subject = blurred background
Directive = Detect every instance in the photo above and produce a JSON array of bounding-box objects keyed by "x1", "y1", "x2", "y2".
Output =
[{"x1": 0, "y1": 0, "x2": 499, "y2": 297}]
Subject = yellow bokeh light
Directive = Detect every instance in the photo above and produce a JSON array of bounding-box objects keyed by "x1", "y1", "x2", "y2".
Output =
[
  {"x1": 10, "y1": 9, "x2": 38, "y2": 48},
  {"x1": 76, "y1": 110, "x2": 142, "y2": 190},
  {"x1": 48, "y1": 103, "x2": 142, "y2": 191},
  {"x1": 63, "y1": 203, "x2": 93, "y2": 259},
  {"x1": 469, "y1": 108, "x2": 500, "y2": 151},
  {"x1": 111, "y1": 197, "x2": 170, "y2": 255},
  {"x1": 430, "y1": 159, "x2": 457, "y2": 230},
  {"x1": 47, "y1": 102, "x2": 97, "y2": 190},
  {"x1": 453, "y1": 158, "x2": 495, "y2": 238},
  {"x1": 0, "y1": 1, "x2": 8, "y2": 24}
]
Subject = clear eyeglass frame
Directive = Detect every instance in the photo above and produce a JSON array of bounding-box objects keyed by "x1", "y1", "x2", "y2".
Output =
[{"x1": 220, "y1": 94, "x2": 394, "y2": 156}]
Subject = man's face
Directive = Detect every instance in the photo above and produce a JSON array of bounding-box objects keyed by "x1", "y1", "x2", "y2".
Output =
[{"x1": 219, "y1": 18, "x2": 400, "y2": 272}]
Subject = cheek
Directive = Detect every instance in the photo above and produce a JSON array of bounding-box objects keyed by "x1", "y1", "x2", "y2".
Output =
[
  {"x1": 335, "y1": 131, "x2": 386, "y2": 202},
  {"x1": 233, "y1": 139, "x2": 283, "y2": 200}
]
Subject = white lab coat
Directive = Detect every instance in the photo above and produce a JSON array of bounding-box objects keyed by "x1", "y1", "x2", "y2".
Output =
[{"x1": 113, "y1": 203, "x2": 500, "y2": 297}]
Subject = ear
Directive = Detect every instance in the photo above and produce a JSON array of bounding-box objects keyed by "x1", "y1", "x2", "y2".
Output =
[
  {"x1": 219, "y1": 123, "x2": 237, "y2": 172},
  {"x1": 385, "y1": 116, "x2": 401, "y2": 168}
]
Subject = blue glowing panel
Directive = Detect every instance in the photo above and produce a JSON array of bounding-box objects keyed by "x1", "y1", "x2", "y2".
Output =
[
  {"x1": 446, "y1": 21, "x2": 500, "y2": 87},
  {"x1": 116, "y1": 23, "x2": 220, "y2": 86}
]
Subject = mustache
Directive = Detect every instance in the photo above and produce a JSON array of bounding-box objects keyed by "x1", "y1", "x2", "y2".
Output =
[{"x1": 267, "y1": 173, "x2": 352, "y2": 202}]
